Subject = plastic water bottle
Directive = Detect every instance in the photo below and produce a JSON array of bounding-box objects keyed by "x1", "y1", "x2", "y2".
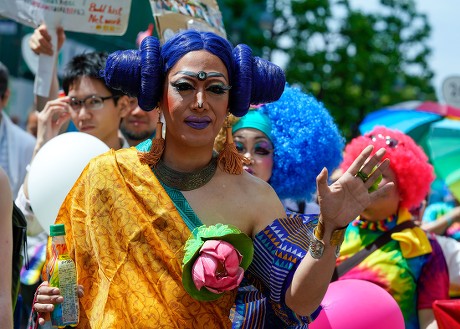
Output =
[{"x1": 48, "y1": 224, "x2": 79, "y2": 327}]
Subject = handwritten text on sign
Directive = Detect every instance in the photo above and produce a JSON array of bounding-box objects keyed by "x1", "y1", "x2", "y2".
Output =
[{"x1": 0, "y1": 0, "x2": 131, "y2": 35}]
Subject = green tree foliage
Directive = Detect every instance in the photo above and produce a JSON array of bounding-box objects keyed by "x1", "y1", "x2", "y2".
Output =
[
  {"x1": 219, "y1": 0, "x2": 436, "y2": 140},
  {"x1": 218, "y1": 0, "x2": 275, "y2": 57}
]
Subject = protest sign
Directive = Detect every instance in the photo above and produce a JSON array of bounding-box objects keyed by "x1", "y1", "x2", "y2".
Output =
[
  {"x1": 149, "y1": 0, "x2": 226, "y2": 43},
  {"x1": 0, "y1": 0, "x2": 131, "y2": 97},
  {"x1": 0, "y1": 0, "x2": 131, "y2": 35}
]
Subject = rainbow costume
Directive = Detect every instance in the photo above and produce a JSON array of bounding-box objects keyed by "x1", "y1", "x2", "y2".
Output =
[
  {"x1": 337, "y1": 209, "x2": 449, "y2": 329},
  {"x1": 423, "y1": 202, "x2": 460, "y2": 241}
]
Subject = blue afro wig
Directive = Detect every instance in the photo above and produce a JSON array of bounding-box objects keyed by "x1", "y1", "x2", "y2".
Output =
[{"x1": 259, "y1": 85, "x2": 344, "y2": 200}]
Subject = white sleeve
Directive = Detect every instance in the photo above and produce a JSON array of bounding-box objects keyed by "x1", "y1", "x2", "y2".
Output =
[
  {"x1": 435, "y1": 234, "x2": 460, "y2": 286},
  {"x1": 15, "y1": 184, "x2": 45, "y2": 236}
]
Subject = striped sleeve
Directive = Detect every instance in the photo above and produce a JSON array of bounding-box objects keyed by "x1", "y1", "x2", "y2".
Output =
[{"x1": 248, "y1": 214, "x2": 320, "y2": 327}]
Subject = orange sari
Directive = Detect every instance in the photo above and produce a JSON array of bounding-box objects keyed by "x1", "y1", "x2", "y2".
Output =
[{"x1": 44, "y1": 148, "x2": 235, "y2": 328}]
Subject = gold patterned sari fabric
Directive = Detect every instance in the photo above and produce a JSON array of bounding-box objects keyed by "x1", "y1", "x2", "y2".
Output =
[{"x1": 44, "y1": 148, "x2": 235, "y2": 328}]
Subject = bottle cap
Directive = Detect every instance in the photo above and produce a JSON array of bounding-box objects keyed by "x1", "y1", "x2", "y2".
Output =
[{"x1": 50, "y1": 224, "x2": 66, "y2": 237}]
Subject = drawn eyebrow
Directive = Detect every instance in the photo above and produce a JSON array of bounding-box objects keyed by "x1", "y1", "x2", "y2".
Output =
[{"x1": 173, "y1": 70, "x2": 228, "y2": 82}]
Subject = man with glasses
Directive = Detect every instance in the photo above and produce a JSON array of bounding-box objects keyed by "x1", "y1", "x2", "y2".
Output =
[{"x1": 31, "y1": 51, "x2": 131, "y2": 153}]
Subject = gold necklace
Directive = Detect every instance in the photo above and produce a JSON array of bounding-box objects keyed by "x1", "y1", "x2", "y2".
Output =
[{"x1": 153, "y1": 153, "x2": 218, "y2": 191}]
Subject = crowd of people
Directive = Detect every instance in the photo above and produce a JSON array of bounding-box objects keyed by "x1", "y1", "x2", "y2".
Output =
[{"x1": 0, "y1": 18, "x2": 459, "y2": 329}]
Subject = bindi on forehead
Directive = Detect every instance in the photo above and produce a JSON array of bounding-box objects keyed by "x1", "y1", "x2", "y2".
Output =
[{"x1": 174, "y1": 70, "x2": 227, "y2": 82}]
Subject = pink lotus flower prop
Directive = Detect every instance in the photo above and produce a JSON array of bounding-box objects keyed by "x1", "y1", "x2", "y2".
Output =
[
  {"x1": 182, "y1": 224, "x2": 253, "y2": 301},
  {"x1": 192, "y1": 240, "x2": 244, "y2": 294}
]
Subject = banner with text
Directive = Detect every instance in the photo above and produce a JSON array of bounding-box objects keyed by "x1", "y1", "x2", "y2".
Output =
[
  {"x1": 0, "y1": 0, "x2": 131, "y2": 97},
  {"x1": 0, "y1": 0, "x2": 131, "y2": 36}
]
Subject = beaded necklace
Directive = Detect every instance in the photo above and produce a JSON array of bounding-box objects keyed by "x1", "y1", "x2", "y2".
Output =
[{"x1": 153, "y1": 153, "x2": 218, "y2": 191}]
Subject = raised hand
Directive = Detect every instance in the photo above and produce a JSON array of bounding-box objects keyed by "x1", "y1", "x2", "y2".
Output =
[
  {"x1": 316, "y1": 145, "x2": 393, "y2": 229},
  {"x1": 29, "y1": 24, "x2": 66, "y2": 56},
  {"x1": 33, "y1": 97, "x2": 71, "y2": 156}
]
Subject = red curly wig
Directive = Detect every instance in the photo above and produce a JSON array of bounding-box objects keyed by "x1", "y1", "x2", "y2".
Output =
[{"x1": 341, "y1": 126, "x2": 434, "y2": 210}]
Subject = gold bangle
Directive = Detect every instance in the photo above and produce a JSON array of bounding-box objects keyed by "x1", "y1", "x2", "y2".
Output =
[
  {"x1": 330, "y1": 226, "x2": 347, "y2": 246},
  {"x1": 314, "y1": 220, "x2": 325, "y2": 240}
]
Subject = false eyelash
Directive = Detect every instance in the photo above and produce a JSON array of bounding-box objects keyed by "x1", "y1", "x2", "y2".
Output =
[
  {"x1": 170, "y1": 82, "x2": 194, "y2": 91},
  {"x1": 206, "y1": 84, "x2": 232, "y2": 95}
]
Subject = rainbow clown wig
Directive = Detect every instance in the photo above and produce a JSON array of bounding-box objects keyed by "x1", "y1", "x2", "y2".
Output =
[
  {"x1": 233, "y1": 85, "x2": 344, "y2": 201},
  {"x1": 101, "y1": 29, "x2": 285, "y2": 117},
  {"x1": 341, "y1": 126, "x2": 435, "y2": 210}
]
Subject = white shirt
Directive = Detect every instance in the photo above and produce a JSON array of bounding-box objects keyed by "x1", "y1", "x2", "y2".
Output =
[{"x1": 0, "y1": 111, "x2": 36, "y2": 198}]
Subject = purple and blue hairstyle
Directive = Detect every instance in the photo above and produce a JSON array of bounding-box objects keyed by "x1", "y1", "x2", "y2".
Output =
[{"x1": 101, "y1": 30, "x2": 286, "y2": 117}]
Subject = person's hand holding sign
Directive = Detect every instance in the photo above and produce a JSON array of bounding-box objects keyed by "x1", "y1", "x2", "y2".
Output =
[{"x1": 29, "y1": 24, "x2": 66, "y2": 56}]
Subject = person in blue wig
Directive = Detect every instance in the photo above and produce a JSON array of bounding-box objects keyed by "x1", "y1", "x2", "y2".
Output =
[
  {"x1": 220, "y1": 85, "x2": 345, "y2": 327},
  {"x1": 230, "y1": 84, "x2": 344, "y2": 214},
  {"x1": 32, "y1": 29, "x2": 391, "y2": 328}
]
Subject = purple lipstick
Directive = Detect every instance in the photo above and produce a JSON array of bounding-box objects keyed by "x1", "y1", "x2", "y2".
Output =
[{"x1": 185, "y1": 116, "x2": 211, "y2": 130}]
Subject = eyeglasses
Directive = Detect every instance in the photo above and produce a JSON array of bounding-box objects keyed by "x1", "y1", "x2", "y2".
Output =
[
  {"x1": 368, "y1": 133, "x2": 399, "y2": 148},
  {"x1": 235, "y1": 141, "x2": 274, "y2": 158},
  {"x1": 69, "y1": 95, "x2": 118, "y2": 112}
]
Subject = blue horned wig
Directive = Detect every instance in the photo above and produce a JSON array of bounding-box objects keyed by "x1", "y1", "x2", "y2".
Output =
[
  {"x1": 260, "y1": 85, "x2": 344, "y2": 200},
  {"x1": 101, "y1": 30, "x2": 286, "y2": 117}
]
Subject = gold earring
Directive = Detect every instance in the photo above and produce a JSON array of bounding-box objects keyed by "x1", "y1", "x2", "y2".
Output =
[
  {"x1": 217, "y1": 115, "x2": 251, "y2": 175},
  {"x1": 138, "y1": 107, "x2": 165, "y2": 167}
]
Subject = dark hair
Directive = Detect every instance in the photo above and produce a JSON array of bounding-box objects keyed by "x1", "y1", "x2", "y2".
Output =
[
  {"x1": 62, "y1": 52, "x2": 125, "y2": 99},
  {"x1": 102, "y1": 30, "x2": 286, "y2": 116},
  {"x1": 0, "y1": 61, "x2": 9, "y2": 100}
]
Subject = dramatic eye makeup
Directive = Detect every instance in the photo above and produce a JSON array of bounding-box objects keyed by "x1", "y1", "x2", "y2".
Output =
[
  {"x1": 170, "y1": 81, "x2": 231, "y2": 95},
  {"x1": 253, "y1": 141, "x2": 273, "y2": 155},
  {"x1": 206, "y1": 84, "x2": 231, "y2": 94},
  {"x1": 234, "y1": 139, "x2": 273, "y2": 157},
  {"x1": 170, "y1": 81, "x2": 194, "y2": 91},
  {"x1": 235, "y1": 141, "x2": 245, "y2": 153}
]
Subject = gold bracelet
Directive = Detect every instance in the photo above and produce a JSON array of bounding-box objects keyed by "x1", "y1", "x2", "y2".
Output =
[
  {"x1": 315, "y1": 220, "x2": 347, "y2": 245},
  {"x1": 330, "y1": 226, "x2": 347, "y2": 246},
  {"x1": 314, "y1": 220, "x2": 325, "y2": 240},
  {"x1": 312, "y1": 221, "x2": 347, "y2": 258}
]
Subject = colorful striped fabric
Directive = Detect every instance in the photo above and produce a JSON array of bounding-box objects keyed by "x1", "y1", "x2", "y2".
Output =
[
  {"x1": 232, "y1": 214, "x2": 320, "y2": 328},
  {"x1": 338, "y1": 209, "x2": 449, "y2": 329},
  {"x1": 20, "y1": 241, "x2": 46, "y2": 285},
  {"x1": 423, "y1": 202, "x2": 460, "y2": 241}
]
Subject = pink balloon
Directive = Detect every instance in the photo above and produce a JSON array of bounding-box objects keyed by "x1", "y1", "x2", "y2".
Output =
[{"x1": 309, "y1": 279, "x2": 405, "y2": 329}]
